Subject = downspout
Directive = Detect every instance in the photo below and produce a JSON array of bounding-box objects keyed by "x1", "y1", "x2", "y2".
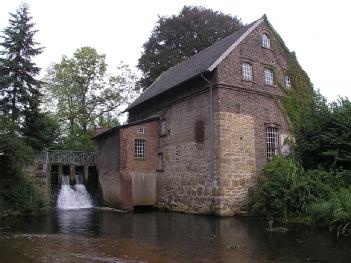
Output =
[{"x1": 200, "y1": 73, "x2": 214, "y2": 181}]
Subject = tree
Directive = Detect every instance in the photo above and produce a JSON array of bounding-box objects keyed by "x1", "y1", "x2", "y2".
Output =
[
  {"x1": 44, "y1": 47, "x2": 137, "y2": 150},
  {"x1": 0, "y1": 4, "x2": 43, "y2": 124},
  {"x1": 137, "y1": 5, "x2": 243, "y2": 90},
  {"x1": 0, "y1": 4, "x2": 51, "y2": 150}
]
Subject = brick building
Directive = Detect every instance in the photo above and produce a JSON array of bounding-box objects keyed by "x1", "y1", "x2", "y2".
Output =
[{"x1": 94, "y1": 15, "x2": 294, "y2": 215}]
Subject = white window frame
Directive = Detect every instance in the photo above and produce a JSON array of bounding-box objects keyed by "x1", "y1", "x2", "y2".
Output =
[
  {"x1": 135, "y1": 139, "x2": 145, "y2": 159},
  {"x1": 264, "y1": 68, "x2": 274, "y2": 86},
  {"x1": 262, "y1": 33, "x2": 271, "y2": 48},
  {"x1": 137, "y1": 127, "x2": 145, "y2": 134},
  {"x1": 284, "y1": 75, "x2": 291, "y2": 88},
  {"x1": 160, "y1": 119, "x2": 167, "y2": 136},
  {"x1": 266, "y1": 127, "x2": 279, "y2": 161},
  {"x1": 241, "y1": 63, "x2": 253, "y2": 81}
]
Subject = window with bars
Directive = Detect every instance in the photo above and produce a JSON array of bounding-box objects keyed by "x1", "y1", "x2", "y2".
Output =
[
  {"x1": 262, "y1": 33, "x2": 271, "y2": 48},
  {"x1": 266, "y1": 127, "x2": 279, "y2": 161},
  {"x1": 241, "y1": 63, "x2": 253, "y2": 81},
  {"x1": 134, "y1": 139, "x2": 145, "y2": 159},
  {"x1": 264, "y1": 68, "x2": 274, "y2": 86},
  {"x1": 284, "y1": 75, "x2": 291, "y2": 88}
]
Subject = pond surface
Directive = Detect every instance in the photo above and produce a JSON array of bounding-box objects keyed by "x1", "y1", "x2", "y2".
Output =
[{"x1": 0, "y1": 209, "x2": 351, "y2": 262}]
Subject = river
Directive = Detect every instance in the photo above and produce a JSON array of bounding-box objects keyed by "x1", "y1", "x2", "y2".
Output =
[{"x1": 0, "y1": 209, "x2": 351, "y2": 262}]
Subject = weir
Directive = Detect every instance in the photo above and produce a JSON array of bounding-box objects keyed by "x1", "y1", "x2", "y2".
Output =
[
  {"x1": 30, "y1": 150, "x2": 98, "y2": 203},
  {"x1": 56, "y1": 174, "x2": 93, "y2": 209}
]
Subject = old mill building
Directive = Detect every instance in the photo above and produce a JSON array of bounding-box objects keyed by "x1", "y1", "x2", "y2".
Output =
[{"x1": 94, "y1": 15, "x2": 294, "y2": 216}]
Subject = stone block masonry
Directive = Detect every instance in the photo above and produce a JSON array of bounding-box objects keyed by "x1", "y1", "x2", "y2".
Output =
[{"x1": 214, "y1": 112, "x2": 256, "y2": 216}]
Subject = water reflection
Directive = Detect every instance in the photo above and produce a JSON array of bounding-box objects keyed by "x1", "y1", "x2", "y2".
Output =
[
  {"x1": 56, "y1": 209, "x2": 96, "y2": 235},
  {"x1": 1, "y1": 209, "x2": 351, "y2": 262}
]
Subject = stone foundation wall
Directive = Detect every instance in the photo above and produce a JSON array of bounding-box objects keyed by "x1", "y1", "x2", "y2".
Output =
[{"x1": 214, "y1": 112, "x2": 256, "y2": 216}]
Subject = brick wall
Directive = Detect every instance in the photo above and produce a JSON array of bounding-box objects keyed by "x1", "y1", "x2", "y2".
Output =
[{"x1": 216, "y1": 20, "x2": 291, "y2": 170}]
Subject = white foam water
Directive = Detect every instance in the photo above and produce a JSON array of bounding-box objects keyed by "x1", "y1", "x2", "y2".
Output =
[{"x1": 57, "y1": 175, "x2": 93, "y2": 210}]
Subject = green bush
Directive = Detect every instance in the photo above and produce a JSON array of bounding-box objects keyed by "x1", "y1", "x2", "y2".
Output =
[
  {"x1": 310, "y1": 188, "x2": 351, "y2": 237},
  {"x1": 0, "y1": 132, "x2": 48, "y2": 218},
  {"x1": 250, "y1": 156, "x2": 332, "y2": 221}
]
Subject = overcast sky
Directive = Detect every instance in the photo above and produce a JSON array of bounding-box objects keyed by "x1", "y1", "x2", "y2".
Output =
[{"x1": 1, "y1": 0, "x2": 350, "y2": 102}]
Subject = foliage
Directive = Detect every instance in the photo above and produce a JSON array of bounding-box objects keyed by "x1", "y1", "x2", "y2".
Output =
[
  {"x1": 0, "y1": 116, "x2": 47, "y2": 218},
  {"x1": 310, "y1": 188, "x2": 351, "y2": 237},
  {"x1": 43, "y1": 47, "x2": 137, "y2": 150},
  {"x1": 97, "y1": 113, "x2": 120, "y2": 128},
  {"x1": 137, "y1": 5, "x2": 243, "y2": 90},
  {"x1": 0, "y1": 4, "x2": 47, "y2": 219},
  {"x1": 250, "y1": 156, "x2": 332, "y2": 221},
  {"x1": 0, "y1": 4, "x2": 42, "y2": 124}
]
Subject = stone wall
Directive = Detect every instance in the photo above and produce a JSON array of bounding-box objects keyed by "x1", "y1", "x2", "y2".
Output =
[
  {"x1": 214, "y1": 112, "x2": 256, "y2": 216},
  {"x1": 156, "y1": 91, "x2": 215, "y2": 214}
]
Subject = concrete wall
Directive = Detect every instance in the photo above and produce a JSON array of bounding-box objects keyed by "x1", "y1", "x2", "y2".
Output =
[{"x1": 95, "y1": 130, "x2": 124, "y2": 208}]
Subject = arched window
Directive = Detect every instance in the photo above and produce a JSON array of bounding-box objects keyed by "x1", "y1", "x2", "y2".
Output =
[
  {"x1": 241, "y1": 63, "x2": 253, "y2": 81},
  {"x1": 262, "y1": 33, "x2": 271, "y2": 48}
]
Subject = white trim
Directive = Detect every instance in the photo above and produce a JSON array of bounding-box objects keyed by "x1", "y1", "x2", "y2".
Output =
[{"x1": 207, "y1": 17, "x2": 265, "y2": 72}]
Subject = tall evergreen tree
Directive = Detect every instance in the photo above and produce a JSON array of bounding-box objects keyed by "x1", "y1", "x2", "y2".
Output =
[{"x1": 0, "y1": 4, "x2": 45, "y2": 149}]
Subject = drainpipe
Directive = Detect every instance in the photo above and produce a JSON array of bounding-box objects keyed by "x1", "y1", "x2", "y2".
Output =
[{"x1": 200, "y1": 73, "x2": 214, "y2": 181}]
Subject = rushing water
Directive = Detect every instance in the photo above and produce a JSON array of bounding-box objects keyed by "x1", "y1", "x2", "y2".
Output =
[
  {"x1": 56, "y1": 175, "x2": 93, "y2": 210},
  {"x1": 1, "y1": 209, "x2": 351, "y2": 263}
]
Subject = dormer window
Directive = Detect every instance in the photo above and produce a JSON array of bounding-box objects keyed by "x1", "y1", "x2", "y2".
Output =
[
  {"x1": 241, "y1": 63, "x2": 253, "y2": 81},
  {"x1": 262, "y1": 33, "x2": 271, "y2": 48},
  {"x1": 264, "y1": 68, "x2": 274, "y2": 86},
  {"x1": 284, "y1": 75, "x2": 291, "y2": 88}
]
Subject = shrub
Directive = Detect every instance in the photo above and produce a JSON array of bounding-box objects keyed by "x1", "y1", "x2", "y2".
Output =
[
  {"x1": 250, "y1": 156, "x2": 332, "y2": 221},
  {"x1": 310, "y1": 188, "x2": 351, "y2": 237}
]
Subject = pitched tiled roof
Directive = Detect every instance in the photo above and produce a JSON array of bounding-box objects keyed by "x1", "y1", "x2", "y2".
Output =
[{"x1": 127, "y1": 16, "x2": 265, "y2": 111}]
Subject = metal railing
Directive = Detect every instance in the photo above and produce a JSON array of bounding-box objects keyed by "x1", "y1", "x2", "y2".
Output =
[{"x1": 34, "y1": 150, "x2": 95, "y2": 165}]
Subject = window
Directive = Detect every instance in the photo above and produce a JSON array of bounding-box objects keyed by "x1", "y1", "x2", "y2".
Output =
[
  {"x1": 241, "y1": 63, "x2": 253, "y2": 81},
  {"x1": 135, "y1": 139, "x2": 145, "y2": 159},
  {"x1": 266, "y1": 127, "x2": 279, "y2": 161},
  {"x1": 262, "y1": 33, "x2": 271, "y2": 48},
  {"x1": 284, "y1": 75, "x2": 291, "y2": 88},
  {"x1": 264, "y1": 68, "x2": 274, "y2": 86},
  {"x1": 137, "y1": 127, "x2": 145, "y2": 134}
]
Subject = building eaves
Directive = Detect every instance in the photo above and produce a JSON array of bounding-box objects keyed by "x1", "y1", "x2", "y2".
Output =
[{"x1": 126, "y1": 15, "x2": 266, "y2": 111}]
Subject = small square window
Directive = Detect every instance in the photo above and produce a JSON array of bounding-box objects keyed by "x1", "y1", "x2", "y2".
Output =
[
  {"x1": 264, "y1": 68, "x2": 274, "y2": 86},
  {"x1": 137, "y1": 127, "x2": 145, "y2": 134},
  {"x1": 242, "y1": 63, "x2": 253, "y2": 81},
  {"x1": 284, "y1": 75, "x2": 291, "y2": 88},
  {"x1": 135, "y1": 139, "x2": 145, "y2": 159}
]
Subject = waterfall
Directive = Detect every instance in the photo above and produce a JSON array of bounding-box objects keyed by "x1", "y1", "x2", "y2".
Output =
[{"x1": 57, "y1": 174, "x2": 93, "y2": 210}]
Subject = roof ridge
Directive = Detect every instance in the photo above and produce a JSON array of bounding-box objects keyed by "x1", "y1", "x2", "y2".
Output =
[{"x1": 127, "y1": 15, "x2": 266, "y2": 111}]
